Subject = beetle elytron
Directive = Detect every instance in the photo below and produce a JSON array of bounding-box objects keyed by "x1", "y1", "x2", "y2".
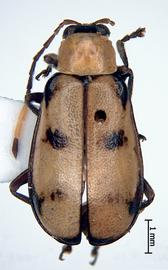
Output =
[{"x1": 10, "y1": 18, "x2": 155, "y2": 265}]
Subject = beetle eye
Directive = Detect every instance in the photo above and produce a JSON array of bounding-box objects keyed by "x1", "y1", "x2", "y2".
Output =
[{"x1": 94, "y1": 110, "x2": 106, "y2": 123}]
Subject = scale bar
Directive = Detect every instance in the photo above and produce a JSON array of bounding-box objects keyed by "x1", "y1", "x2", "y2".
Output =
[{"x1": 145, "y1": 219, "x2": 153, "y2": 254}]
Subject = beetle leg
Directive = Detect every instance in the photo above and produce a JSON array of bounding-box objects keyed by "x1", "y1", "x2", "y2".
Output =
[
  {"x1": 59, "y1": 245, "x2": 72, "y2": 261},
  {"x1": 140, "y1": 179, "x2": 155, "y2": 211},
  {"x1": 9, "y1": 169, "x2": 30, "y2": 205},
  {"x1": 138, "y1": 134, "x2": 147, "y2": 142},
  {"x1": 89, "y1": 246, "x2": 100, "y2": 265},
  {"x1": 116, "y1": 27, "x2": 146, "y2": 67}
]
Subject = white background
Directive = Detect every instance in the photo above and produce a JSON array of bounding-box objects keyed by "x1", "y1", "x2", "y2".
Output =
[{"x1": 0, "y1": 0, "x2": 168, "y2": 269}]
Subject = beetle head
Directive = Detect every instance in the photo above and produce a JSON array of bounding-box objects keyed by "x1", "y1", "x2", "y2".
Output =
[
  {"x1": 62, "y1": 24, "x2": 111, "y2": 39},
  {"x1": 62, "y1": 18, "x2": 115, "y2": 38},
  {"x1": 57, "y1": 18, "x2": 117, "y2": 76}
]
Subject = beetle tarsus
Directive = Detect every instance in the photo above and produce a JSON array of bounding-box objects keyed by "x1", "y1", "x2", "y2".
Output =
[
  {"x1": 117, "y1": 27, "x2": 145, "y2": 67},
  {"x1": 121, "y1": 28, "x2": 146, "y2": 43},
  {"x1": 59, "y1": 245, "x2": 72, "y2": 261},
  {"x1": 36, "y1": 66, "x2": 52, "y2": 81},
  {"x1": 89, "y1": 246, "x2": 100, "y2": 266},
  {"x1": 138, "y1": 134, "x2": 147, "y2": 142}
]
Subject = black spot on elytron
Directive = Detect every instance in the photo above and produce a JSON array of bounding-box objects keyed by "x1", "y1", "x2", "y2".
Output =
[
  {"x1": 104, "y1": 129, "x2": 128, "y2": 150},
  {"x1": 45, "y1": 128, "x2": 68, "y2": 149},
  {"x1": 50, "y1": 189, "x2": 64, "y2": 200},
  {"x1": 114, "y1": 78, "x2": 128, "y2": 110},
  {"x1": 32, "y1": 191, "x2": 45, "y2": 216}
]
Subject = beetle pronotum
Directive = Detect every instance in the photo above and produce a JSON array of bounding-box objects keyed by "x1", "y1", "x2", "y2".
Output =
[{"x1": 10, "y1": 18, "x2": 155, "y2": 265}]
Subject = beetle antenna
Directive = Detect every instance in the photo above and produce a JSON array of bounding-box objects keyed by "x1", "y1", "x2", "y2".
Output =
[
  {"x1": 93, "y1": 18, "x2": 115, "y2": 26},
  {"x1": 26, "y1": 19, "x2": 81, "y2": 94}
]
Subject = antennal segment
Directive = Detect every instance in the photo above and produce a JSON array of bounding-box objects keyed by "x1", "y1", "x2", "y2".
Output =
[{"x1": 93, "y1": 18, "x2": 115, "y2": 26}]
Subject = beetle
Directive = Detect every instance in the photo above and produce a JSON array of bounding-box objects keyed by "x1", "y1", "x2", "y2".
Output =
[{"x1": 10, "y1": 18, "x2": 155, "y2": 265}]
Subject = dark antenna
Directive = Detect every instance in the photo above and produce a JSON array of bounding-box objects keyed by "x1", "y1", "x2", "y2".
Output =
[
  {"x1": 93, "y1": 18, "x2": 115, "y2": 26},
  {"x1": 26, "y1": 19, "x2": 81, "y2": 94}
]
